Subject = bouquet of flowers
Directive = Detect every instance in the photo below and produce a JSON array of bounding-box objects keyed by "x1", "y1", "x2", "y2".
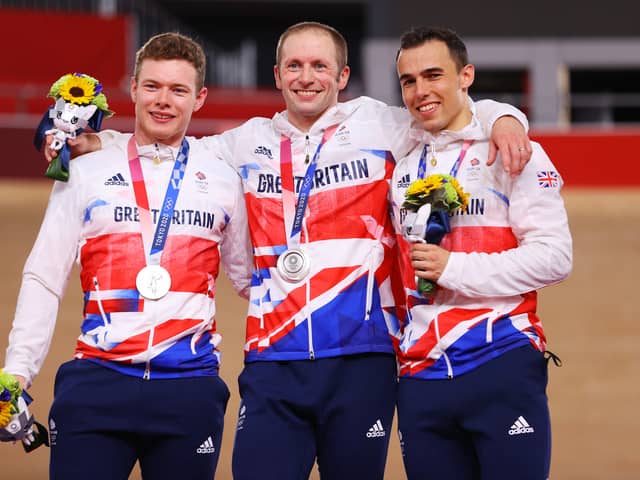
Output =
[
  {"x1": 402, "y1": 173, "x2": 469, "y2": 295},
  {"x1": 0, "y1": 370, "x2": 49, "y2": 452},
  {"x1": 33, "y1": 72, "x2": 114, "y2": 181},
  {"x1": 0, "y1": 370, "x2": 21, "y2": 427}
]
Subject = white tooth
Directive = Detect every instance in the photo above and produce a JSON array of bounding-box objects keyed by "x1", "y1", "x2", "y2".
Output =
[{"x1": 418, "y1": 104, "x2": 436, "y2": 112}]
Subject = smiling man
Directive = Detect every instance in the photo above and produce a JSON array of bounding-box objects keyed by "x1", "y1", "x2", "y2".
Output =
[
  {"x1": 391, "y1": 26, "x2": 573, "y2": 480},
  {"x1": 2, "y1": 32, "x2": 252, "y2": 479}
]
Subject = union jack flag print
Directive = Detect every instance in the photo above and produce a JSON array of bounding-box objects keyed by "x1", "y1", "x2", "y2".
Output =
[{"x1": 537, "y1": 170, "x2": 560, "y2": 188}]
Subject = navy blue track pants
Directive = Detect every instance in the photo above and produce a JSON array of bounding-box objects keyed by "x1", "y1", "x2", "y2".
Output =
[
  {"x1": 397, "y1": 345, "x2": 552, "y2": 480},
  {"x1": 48, "y1": 360, "x2": 229, "y2": 480},
  {"x1": 232, "y1": 353, "x2": 398, "y2": 480}
]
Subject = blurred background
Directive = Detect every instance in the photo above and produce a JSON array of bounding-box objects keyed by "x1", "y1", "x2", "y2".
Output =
[{"x1": 0, "y1": 0, "x2": 638, "y2": 478}]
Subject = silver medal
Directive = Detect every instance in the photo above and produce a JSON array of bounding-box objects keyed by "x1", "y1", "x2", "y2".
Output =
[
  {"x1": 276, "y1": 248, "x2": 310, "y2": 282},
  {"x1": 136, "y1": 265, "x2": 172, "y2": 300}
]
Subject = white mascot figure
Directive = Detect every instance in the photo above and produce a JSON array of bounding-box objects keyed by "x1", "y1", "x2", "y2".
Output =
[{"x1": 45, "y1": 97, "x2": 97, "y2": 151}]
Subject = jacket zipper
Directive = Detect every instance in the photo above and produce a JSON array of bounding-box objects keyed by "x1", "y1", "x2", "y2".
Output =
[
  {"x1": 92, "y1": 277, "x2": 109, "y2": 328},
  {"x1": 143, "y1": 300, "x2": 157, "y2": 380},
  {"x1": 302, "y1": 218, "x2": 315, "y2": 360},
  {"x1": 364, "y1": 256, "x2": 375, "y2": 321},
  {"x1": 306, "y1": 282, "x2": 314, "y2": 360}
]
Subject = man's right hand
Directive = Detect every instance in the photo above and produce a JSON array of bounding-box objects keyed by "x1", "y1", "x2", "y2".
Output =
[{"x1": 44, "y1": 133, "x2": 102, "y2": 163}]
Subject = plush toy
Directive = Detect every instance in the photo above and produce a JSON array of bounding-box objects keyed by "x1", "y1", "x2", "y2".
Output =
[
  {"x1": 34, "y1": 73, "x2": 114, "y2": 181},
  {"x1": 0, "y1": 371, "x2": 48, "y2": 452}
]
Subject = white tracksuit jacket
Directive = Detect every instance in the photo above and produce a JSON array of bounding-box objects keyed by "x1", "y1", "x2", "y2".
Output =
[
  {"x1": 3, "y1": 136, "x2": 252, "y2": 386},
  {"x1": 391, "y1": 100, "x2": 572, "y2": 379}
]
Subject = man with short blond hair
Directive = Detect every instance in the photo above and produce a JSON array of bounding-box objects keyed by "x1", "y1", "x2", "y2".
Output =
[{"x1": 3, "y1": 32, "x2": 251, "y2": 479}]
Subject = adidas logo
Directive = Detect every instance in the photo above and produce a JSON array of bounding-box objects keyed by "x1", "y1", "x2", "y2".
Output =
[
  {"x1": 397, "y1": 173, "x2": 411, "y2": 189},
  {"x1": 196, "y1": 436, "x2": 216, "y2": 454},
  {"x1": 366, "y1": 419, "x2": 386, "y2": 438},
  {"x1": 254, "y1": 145, "x2": 273, "y2": 160},
  {"x1": 336, "y1": 125, "x2": 351, "y2": 143},
  {"x1": 508, "y1": 416, "x2": 535, "y2": 436},
  {"x1": 105, "y1": 173, "x2": 129, "y2": 186}
]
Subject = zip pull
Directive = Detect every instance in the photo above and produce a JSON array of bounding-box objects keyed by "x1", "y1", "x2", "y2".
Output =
[
  {"x1": 153, "y1": 143, "x2": 160, "y2": 164},
  {"x1": 304, "y1": 135, "x2": 310, "y2": 164},
  {"x1": 544, "y1": 350, "x2": 563, "y2": 367}
]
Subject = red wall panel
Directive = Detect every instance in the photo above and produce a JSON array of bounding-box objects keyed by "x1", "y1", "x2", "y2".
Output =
[
  {"x1": 2, "y1": 126, "x2": 639, "y2": 185},
  {"x1": 531, "y1": 130, "x2": 640, "y2": 187},
  {"x1": 0, "y1": 8, "x2": 130, "y2": 87}
]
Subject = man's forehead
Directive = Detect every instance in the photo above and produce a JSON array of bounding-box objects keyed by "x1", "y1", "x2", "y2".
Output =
[
  {"x1": 138, "y1": 58, "x2": 196, "y2": 77},
  {"x1": 398, "y1": 43, "x2": 453, "y2": 68},
  {"x1": 281, "y1": 30, "x2": 336, "y2": 57},
  {"x1": 136, "y1": 63, "x2": 197, "y2": 91}
]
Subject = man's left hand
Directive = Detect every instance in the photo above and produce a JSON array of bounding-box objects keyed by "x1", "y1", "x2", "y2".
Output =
[
  {"x1": 0, "y1": 394, "x2": 49, "y2": 452},
  {"x1": 410, "y1": 243, "x2": 450, "y2": 282},
  {"x1": 487, "y1": 116, "x2": 532, "y2": 176}
]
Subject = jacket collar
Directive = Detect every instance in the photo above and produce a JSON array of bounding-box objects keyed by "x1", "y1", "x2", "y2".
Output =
[{"x1": 271, "y1": 98, "x2": 363, "y2": 138}]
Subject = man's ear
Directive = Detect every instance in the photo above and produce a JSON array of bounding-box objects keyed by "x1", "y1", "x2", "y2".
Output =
[
  {"x1": 274, "y1": 65, "x2": 282, "y2": 90},
  {"x1": 337, "y1": 66, "x2": 350, "y2": 92},
  {"x1": 193, "y1": 87, "x2": 208, "y2": 112},
  {"x1": 460, "y1": 64, "x2": 475, "y2": 91},
  {"x1": 130, "y1": 76, "x2": 137, "y2": 103}
]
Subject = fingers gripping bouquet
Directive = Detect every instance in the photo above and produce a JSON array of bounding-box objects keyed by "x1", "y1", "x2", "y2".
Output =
[
  {"x1": 0, "y1": 371, "x2": 49, "y2": 452},
  {"x1": 402, "y1": 174, "x2": 469, "y2": 296},
  {"x1": 33, "y1": 72, "x2": 114, "y2": 181}
]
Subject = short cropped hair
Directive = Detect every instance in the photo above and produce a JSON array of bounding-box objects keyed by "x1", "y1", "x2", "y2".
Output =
[
  {"x1": 134, "y1": 32, "x2": 206, "y2": 90},
  {"x1": 276, "y1": 21, "x2": 348, "y2": 72},
  {"x1": 397, "y1": 26, "x2": 469, "y2": 71}
]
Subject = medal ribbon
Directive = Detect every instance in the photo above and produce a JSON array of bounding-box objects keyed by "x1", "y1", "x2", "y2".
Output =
[
  {"x1": 416, "y1": 139, "x2": 474, "y2": 179},
  {"x1": 280, "y1": 124, "x2": 339, "y2": 248},
  {"x1": 127, "y1": 136, "x2": 190, "y2": 266}
]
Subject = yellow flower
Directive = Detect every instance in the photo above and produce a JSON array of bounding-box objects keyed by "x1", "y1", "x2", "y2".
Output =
[
  {"x1": 58, "y1": 74, "x2": 97, "y2": 105},
  {"x1": 406, "y1": 175, "x2": 445, "y2": 197},
  {"x1": 423, "y1": 177, "x2": 443, "y2": 193},
  {"x1": 449, "y1": 177, "x2": 470, "y2": 209},
  {"x1": 403, "y1": 173, "x2": 469, "y2": 213},
  {"x1": 406, "y1": 178, "x2": 427, "y2": 196},
  {"x1": 0, "y1": 401, "x2": 12, "y2": 428}
]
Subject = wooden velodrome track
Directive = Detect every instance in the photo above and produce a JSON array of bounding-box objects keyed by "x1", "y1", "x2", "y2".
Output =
[{"x1": 1, "y1": 179, "x2": 638, "y2": 479}]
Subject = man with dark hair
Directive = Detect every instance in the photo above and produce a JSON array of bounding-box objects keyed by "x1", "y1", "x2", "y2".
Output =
[
  {"x1": 3, "y1": 32, "x2": 252, "y2": 479},
  {"x1": 391, "y1": 26, "x2": 572, "y2": 480}
]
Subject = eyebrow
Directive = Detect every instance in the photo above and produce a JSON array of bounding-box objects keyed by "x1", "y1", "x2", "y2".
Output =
[
  {"x1": 141, "y1": 79, "x2": 191, "y2": 89},
  {"x1": 399, "y1": 66, "x2": 444, "y2": 82}
]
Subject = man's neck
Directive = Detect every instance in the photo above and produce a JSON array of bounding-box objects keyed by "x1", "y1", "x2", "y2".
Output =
[
  {"x1": 133, "y1": 130, "x2": 186, "y2": 148},
  {"x1": 287, "y1": 114, "x2": 318, "y2": 133},
  {"x1": 286, "y1": 103, "x2": 338, "y2": 133},
  {"x1": 427, "y1": 106, "x2": 473, "y2": 136}
]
